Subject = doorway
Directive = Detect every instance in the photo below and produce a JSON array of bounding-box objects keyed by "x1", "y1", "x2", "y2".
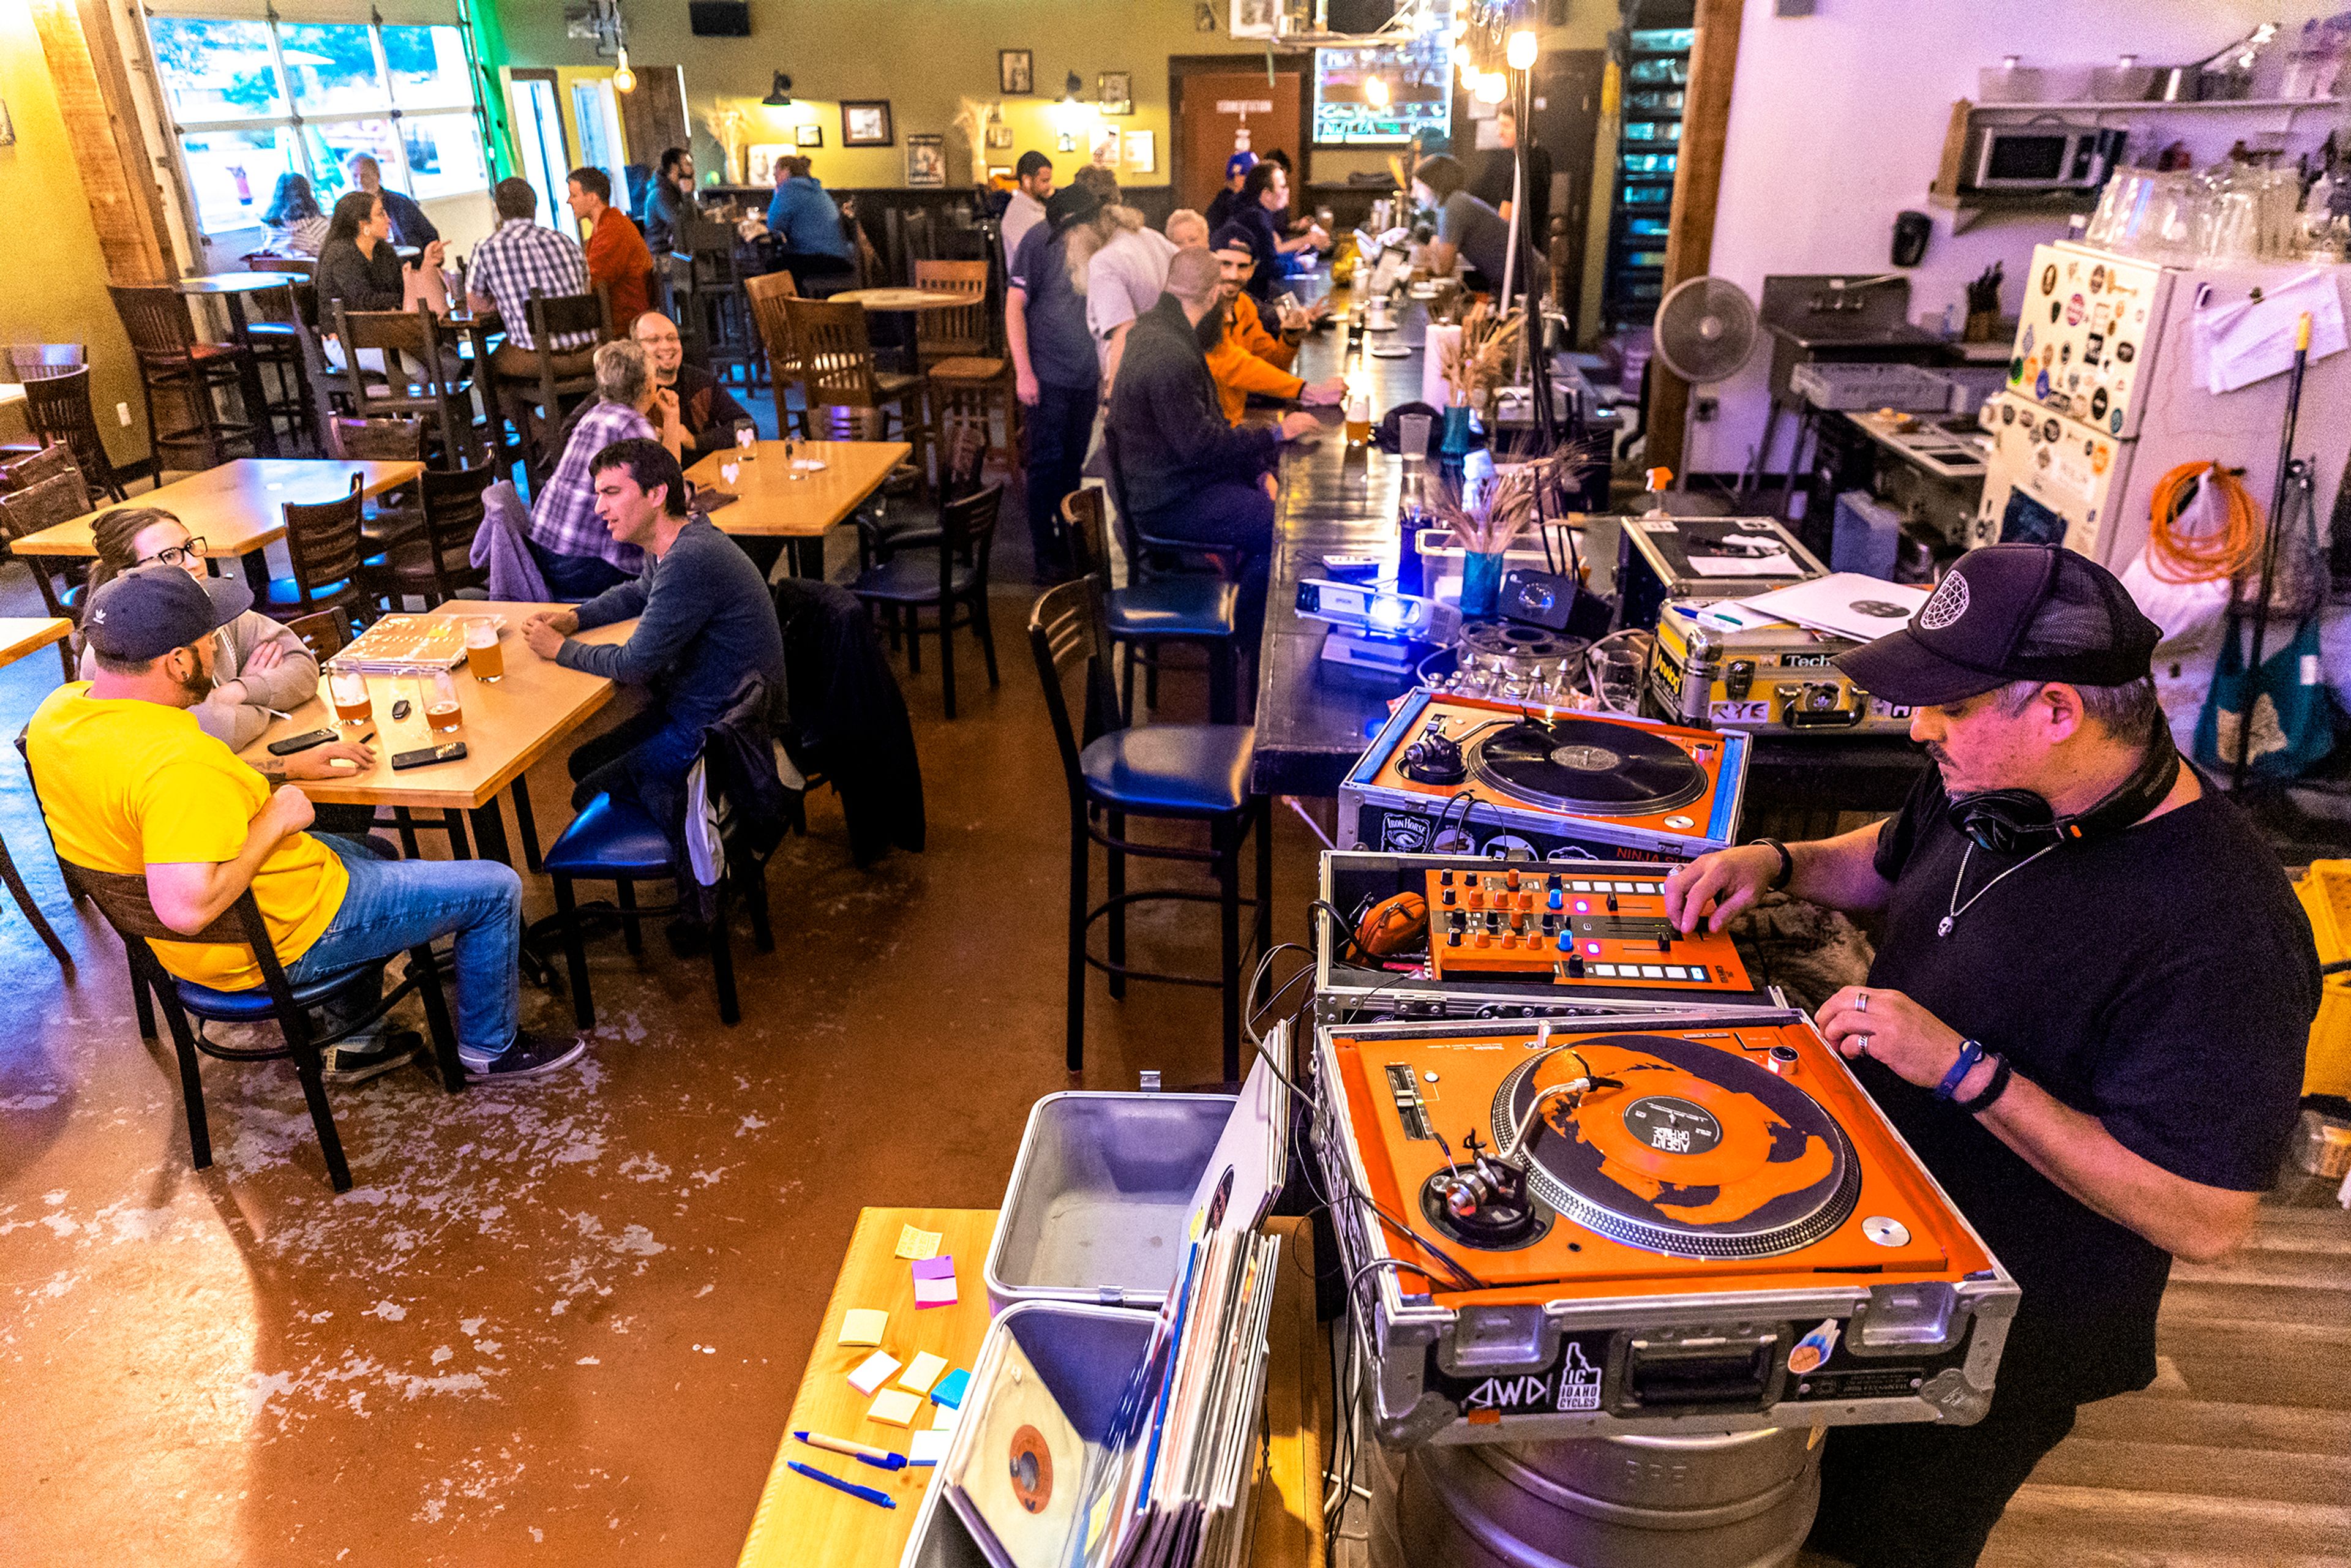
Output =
[
  {"x1": 506, "y1": 71, "x2": 571, "y2": 234},
  {"x1": 570, "y1": 78, "x2": 626, "y2": 238},
  {"x1": 1170, "y1": 56, "x2": 1310, "y2": 215}
]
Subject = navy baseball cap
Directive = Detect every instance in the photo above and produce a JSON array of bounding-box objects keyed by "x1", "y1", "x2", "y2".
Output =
[
  {"x1": 1046, "y1": 182, "x2": 1103, "y2": 231},
  {"x1": 1226, "y1": 150, "x2": 1259, "y2": 180},
  {"x1": 82, "y1": 566, "x2": 251, "y2": 663},
  {"x1": 1209, "y1": 220, "x2": 1261, "y2": 261},
  {"x1": 1834, "y1": 544, "x2": 2161, "y2": 706}
]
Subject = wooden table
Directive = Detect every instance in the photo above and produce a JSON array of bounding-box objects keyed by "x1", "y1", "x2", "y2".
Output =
[
  {"x1": 233, "y1": 602, "x2": 634, "y2": 869},
  {"x1": 0, "y1": 618, "x2": 76, "y2": 964},
  {"x1": 827, "y1": 288, "x2": 964, "y2": 314},
  {"x1": 14, "y1": 459, "x2": 424, "y2": 598},
  {"x1": 178, "y1": 271, "x2": 307, "y2": 458},
  {"x1": 736, "y1": 1209, "x2": 1325, "y2": 1568},
  {"x1": 685, "y1": 439, "x2": 909, "y2": 579}
]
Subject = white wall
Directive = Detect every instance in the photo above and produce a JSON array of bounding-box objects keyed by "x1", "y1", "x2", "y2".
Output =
[{"x1": 1687, "y1": 0, "x2": 2349, "y2": 475}]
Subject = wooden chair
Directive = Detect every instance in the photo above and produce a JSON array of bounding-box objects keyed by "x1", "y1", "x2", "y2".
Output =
[
  {"x1": 849, "y1": 481, "x2": 1002, "y2": 719},
  {"x1": 858, "y1": 414, "x2": 990, "y2": 570},
  {"x1": 515, "y1": 290, "x2": 609, "y2": 489},
  {"x1": 741, "y1": 270, "x2": 809, "y2": 440},
  {"x1": 261, "y1": 475, "x2": 369, "y2": 623},
  {"x1": 913, "y1": 260, "x2": 1016, "y2": 470},
  {"x1": 784, "y1": 296, "x2": 930, "y2": 479},
  {"x1": 5, "y1": 349, "x2": 125, "y2": 500},
  {"x1": 1028, "y1": 576, "x2": 1269, "y2": 1077},
  {"x1": 323, "y1": 415, "x2": 427, "y2": 558},
  {"x1": 50, "y1": 858, "x2": 462, "y2": 1193},
  {"x1": 372, "y1": 464, "x2": 492, "y2": 607},
  {"x1": 1064, "y1": 487, "x2": 1242, "y2": 725},
  {"x1": 0, "y1": 467, "x2": 96, "y2": 677},
  {"x1": 108, "y1": 283, "x2": 264, "y2": 473},
  {"x1": 328, "y1": 304, "x2": 476, "y2": 467}
]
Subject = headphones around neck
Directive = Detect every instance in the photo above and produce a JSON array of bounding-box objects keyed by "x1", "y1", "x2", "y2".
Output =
[{"x1": 1944, "y1": 724, "x2": 2181, "y2": 855}]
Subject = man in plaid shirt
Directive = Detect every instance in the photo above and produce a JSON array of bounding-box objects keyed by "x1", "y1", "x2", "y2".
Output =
[
  {"x1": 467, "y1": 177, "x2": 599, "y2": 383},
  {"x1": 527, "y1": 339, "x2": 686, "y2": 600}
]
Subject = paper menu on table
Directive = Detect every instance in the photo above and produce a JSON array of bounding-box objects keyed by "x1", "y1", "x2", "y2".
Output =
[
  {"x1": 1684, "y1": 551, "x2": 1803, "y2": 577},
  {"x1": 1739, "y1": 573, "x2": 1931, "y2": 645}
]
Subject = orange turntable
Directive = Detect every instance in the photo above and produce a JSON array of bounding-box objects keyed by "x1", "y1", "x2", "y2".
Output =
[
  {"x1": 1311, "y1": 1011, "x2": 2018, "y2": 1442},
  {"x1": 1338, "y1": 691, "x2": 1750, "y2": 863}
]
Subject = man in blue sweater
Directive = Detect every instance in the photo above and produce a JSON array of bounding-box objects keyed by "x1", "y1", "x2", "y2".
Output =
[
  {"x1": 763, "y1": 156, "x2": 855, "y2": 282},
  {"x1": 522, "y1": 439, "x2": 787, "y2": 811}
]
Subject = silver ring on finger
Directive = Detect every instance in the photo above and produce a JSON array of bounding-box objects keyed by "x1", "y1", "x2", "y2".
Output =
[
  {"x1": 1854, "y1": 990, "x2": 1869, "y2": 1014},
  {"x1": 1855, "y1": 1033, "x2": 1873, "y2": 1056}
]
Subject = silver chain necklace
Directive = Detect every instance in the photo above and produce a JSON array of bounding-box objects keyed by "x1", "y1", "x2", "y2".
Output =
[{"x1": 1940, "y1": 841, "x2": 2060, "y2": 937}]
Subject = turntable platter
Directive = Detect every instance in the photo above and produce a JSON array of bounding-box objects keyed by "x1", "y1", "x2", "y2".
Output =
[
  {"x1": 1494, "y1": 1035, "x2": 1858, "y2": 1258},
  {"x1": 1471, "y1": 717, "x2": 1707, "y2": 816}
]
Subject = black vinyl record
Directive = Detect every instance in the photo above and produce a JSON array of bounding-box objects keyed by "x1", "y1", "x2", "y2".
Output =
[{"x1": 1471, "y1": 717, "x2": 1706, "y2": 816}]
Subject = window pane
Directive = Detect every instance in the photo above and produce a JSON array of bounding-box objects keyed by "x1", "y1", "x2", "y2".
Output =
[
  {"x1": 303, "y1": 119, "x2": 403, "y2": 201},
  {"x1": 151, "y1": 18, "x2": 286, "y2": 123},
  {"x1": 177, "y1": 127, "x2": 298, "y2": 234},
  {"x1": 400, "y1": 114, "x2": 489, "y2": 201},
  {"x1": 384, "y1": 26, "x2": 473, "y2": 110},
  {"x1": 279, "y1": 24, "x2": 386, "y2": 116}
]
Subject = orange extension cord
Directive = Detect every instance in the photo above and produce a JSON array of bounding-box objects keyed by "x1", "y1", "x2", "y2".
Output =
[{"x1": 2146, "y1": 460, "x2": 2265, "y2": 583}]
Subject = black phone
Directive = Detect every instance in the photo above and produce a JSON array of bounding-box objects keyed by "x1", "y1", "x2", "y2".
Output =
[
  {"x1": 389, "y1": 698, "x2": 413, "y2": 721},
  {"x1": 691, "y1": 490, "x2": 740, "y2": 513},
  {"x1": 266, "y1": 727, "x2": 337, "y2": 757},
  {"x1": 391, "y1": 741, "x2": 467, "y2": 770}
]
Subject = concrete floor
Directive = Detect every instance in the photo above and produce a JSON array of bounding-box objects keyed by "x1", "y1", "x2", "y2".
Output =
[{"x1": 0, "y1": 499, "x2": 1316, "y2": 1565}]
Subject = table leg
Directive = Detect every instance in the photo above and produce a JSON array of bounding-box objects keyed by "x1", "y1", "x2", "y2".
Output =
[
  {"x1": 789, "y1": 536, "x2": 824, "y2": 580},
  {"x1": 238, "y1": 547, "x2": 271, "y2": 598},
  {"x1": 225, "y1": 296, "x2": 282, "y2": 459},
  {"x1": 509, "y1": 778, "x2": 544, "y2": 873},
  {"x1": 467, "y1": 797, "x2": 514, "y2": 868}
]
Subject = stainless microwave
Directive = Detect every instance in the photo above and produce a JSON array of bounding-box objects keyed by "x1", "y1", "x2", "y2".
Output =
[{"x1": 1968, "y1": 124, "x2": 2126, "y2": 190}]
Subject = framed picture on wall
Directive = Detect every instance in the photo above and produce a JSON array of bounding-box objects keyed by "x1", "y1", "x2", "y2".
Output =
[
  {"x1": 986, "y1": 124, "x2": 1014, "y2": 149},
  {"x1": 1090, "y1": 126, "x2": 1122, "y2": 169},
  {"x1": 796, "y1": 123, "x2": 823, "y2": 148},
  {"x1": 745, "y1": 143, "x2": 791, "y2": 187},
  {"x1": 989, "y1": 165, "x2": 1013, "y2": 182},
  {"x1": 842, "y1": 100, "x2": 893, "y2": 146},
  {"x1": 1098, "y1": 72, "x2": 1133, "y2": 116},
  {"x1": 1123, "y1": 130, "x2": 1156, "y2": 173},
  {"x1": 906, "y1": 133, "x2": 947, "y2": 187},
  {"x1": 1231, "y1": 0, "x2": 1278, "y2": 40},
  {"x1": 1000, "y1": 50, "x2": 1033, "y2": 96}
]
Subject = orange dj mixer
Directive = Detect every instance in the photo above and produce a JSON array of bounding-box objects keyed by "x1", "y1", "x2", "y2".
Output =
[
  {"x1": 1311, "y1": 1011, "x2": 2018, "y2": 1442},
  {"x1": 1423, "y1": 865, "x2": 1755, "y2": 992}
]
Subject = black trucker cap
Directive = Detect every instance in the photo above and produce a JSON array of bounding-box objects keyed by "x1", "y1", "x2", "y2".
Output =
[
  {"x1": 1833, "y1": 544, "x2": 2161, "y2": 707},
  {"x1": 81, "y1": 565, "x2": 252, "y2": 664}
]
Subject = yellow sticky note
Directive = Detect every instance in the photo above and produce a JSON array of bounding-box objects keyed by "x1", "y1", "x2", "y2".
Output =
[
  {"x1": 867, "y1": 1387, "x2": 923, "y2": 1428},
  {"x1": 837, "y1": 1308, "x2": 888, "y2": 1348},
  {"x1": 894, "y1": 1225, "x2": 942, "y2": 1261},
  {"x1": 898, "y1": 1351, "x2": 948, "y2": 1395}
]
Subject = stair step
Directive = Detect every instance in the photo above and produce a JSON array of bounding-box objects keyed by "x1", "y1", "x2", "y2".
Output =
[
  {"x1": 2072, "y1": 1394, "x2": 2351, "y2": 1455},
  {"x1": 1986, "y1": 1483, "x2": 2351, "y2": 1559},
  {"x1": 2026, "y1": 1436, "x2": 2351, "y2": 1507},
  {"x1": 2159, "y1": 1278, "x2": 2351, "y2": 1330}
]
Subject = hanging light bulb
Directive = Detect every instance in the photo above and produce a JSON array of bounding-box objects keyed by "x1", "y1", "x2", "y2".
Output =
[
  {"x1": 1476, "y1": 69, "x2": 1507, "y2": 104},
  {"x1": 1459, "y1": 58, "x2": 1480, "y2": 89},
  {"x1": 1364, "y1": 73, "x2": 1391, "y2": 108},
  {"x1": 612, "y1": 44, "x2": 636, "y2": 95},
  {"x1": 1507, "y1": 29, "x2": 1537, "y2": 70},
  {"x1": 1451, "y1": 40, "x2": 1471, "y2": 66}
]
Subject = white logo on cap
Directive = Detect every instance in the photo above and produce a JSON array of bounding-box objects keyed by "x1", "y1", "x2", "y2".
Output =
[
  {"x1": 90, "y1": 606, "x2": 105, "y2": 623},
  {"x1": 1919, "y1": 571, "x2": 1969, "y2": 632}
]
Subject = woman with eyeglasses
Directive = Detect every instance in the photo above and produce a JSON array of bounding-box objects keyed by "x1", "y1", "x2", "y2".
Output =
[{"x1": 78, "y1": 508, "x2": 322, "y2": 751}]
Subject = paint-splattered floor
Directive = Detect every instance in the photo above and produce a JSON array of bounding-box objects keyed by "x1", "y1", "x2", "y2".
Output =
[{"x1": 0, "y1": 555, "x2": 1306, "y2": 1566}]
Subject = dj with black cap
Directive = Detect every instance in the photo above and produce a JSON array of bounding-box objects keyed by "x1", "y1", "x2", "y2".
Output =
[{"x1": 1664, "y1": 544, "x2": 2319, "y2": 1568}]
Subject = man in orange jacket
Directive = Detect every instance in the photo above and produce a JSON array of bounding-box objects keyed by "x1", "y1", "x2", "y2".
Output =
[{"x1": 1205, "y1": 222, "x2": 1343, "y2": 426}]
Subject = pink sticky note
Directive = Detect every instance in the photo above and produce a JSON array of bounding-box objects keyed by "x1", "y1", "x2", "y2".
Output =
[
  {"x1": 913, "y1": 1275, "x2": 958, "y2": 1309},
  {"x1": 910, "y1": 1255, "x2": 955, "y2": 1281}
]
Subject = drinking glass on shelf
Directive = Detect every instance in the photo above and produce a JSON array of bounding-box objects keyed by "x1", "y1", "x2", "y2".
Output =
[
  {"x1": 463, "y1": 618, "x2": 503, "y2": 682},
  {"x1": 427, "y1": 670, "x2": 463, "y2": 732},
  {"x1": 1591, "y1": 643, "x2": 1648, "y2": 715},
  {"x1": 329, "y1": 669, "x2": 370, "y2": 727}
]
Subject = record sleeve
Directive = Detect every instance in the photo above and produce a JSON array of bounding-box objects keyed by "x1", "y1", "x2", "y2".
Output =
[{"x1": 944, "y1": 1334, "x2": 1087, "y2": 1568}]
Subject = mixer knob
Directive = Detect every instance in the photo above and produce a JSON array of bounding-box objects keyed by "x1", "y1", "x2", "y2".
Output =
[
  {"x1": 1442, "y1": 888, "x2": 1455, "y2": 906},
  {"x1": 1556, "y1": 931, "x2": 1573, "y2": 951},
  {"x1": 1505, "y1": 868, "x2": 1521, "y2": 890},
  {"x1": 1548, "y1": 887, "x2": 1564, "y2": 910},
  {"x1": 1567, "y1": 954, "x2": 1585, "y2": 978},
  {"x1": 1440, "y1": 870, "x2": 1454, "y2": 886},
  {"x1": 1607, "y1": 893, "x2": 1619, "y2": 912}
]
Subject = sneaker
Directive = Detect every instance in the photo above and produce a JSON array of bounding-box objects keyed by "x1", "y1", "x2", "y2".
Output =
[
  {"x1": 323, "y1": 1030, "x2": 423, "y2": 1086},
  {"x1": 461, "y1": 1029, "x2": 588, "y2": 1082}
]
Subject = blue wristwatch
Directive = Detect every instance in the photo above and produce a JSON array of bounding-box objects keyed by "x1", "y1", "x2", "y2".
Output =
[{"x1": 1935, "y1": 1038, "x2": 1986, "y2": 1102}]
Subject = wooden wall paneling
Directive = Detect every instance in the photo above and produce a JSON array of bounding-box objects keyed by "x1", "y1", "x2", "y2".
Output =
[
  {"x1": 1648, "y1": 0, "x2": 1744, "y2": 477},
  {"x1": 29, "y1": 0, "x2": 173, "y2": 285}
]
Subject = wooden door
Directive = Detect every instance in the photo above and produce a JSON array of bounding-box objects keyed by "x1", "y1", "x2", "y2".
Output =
[
  {"x1": 1176, "y1": 69, "x2": 1302, "y2": 212},
  {"x1": 1532, "y1": 50, "x2": 1605, "y2": 334},
  {"x1": 618, "y1": 66, "x2": 689, "y2": 172}
]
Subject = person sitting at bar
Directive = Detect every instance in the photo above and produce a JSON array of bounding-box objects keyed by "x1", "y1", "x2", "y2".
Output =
[
  {"x1": 1106, "y1": 247, "x2": 1321, "y2": 640},
  {"x1": 527, "y1": 340, "x2": 686, "y2": 601},
  {"x1": 343, "y1": 153, "x2": 438, "y2": 250},
  {"x1": 1204, "y1": 150, "x2": 1256, "y2": 233},
  {"x1": 1412, "y1": 153, "x2": 1540, "y2": 297},
  {"x1": 522, "y1": 438, "x2": 787, "y2": 813},
  {"x1": 1202, "y1": 223, "x2": 1343, "y2": 426},
  {"x1": 1000, "y1": 151, "x2": 1054, "y2": 267},
  {"x1": 261, "y1": 173, "x2": 329, "y2": 258},
  {"x1": 1229, "y1": 160, "x2": 1330, "y2": 306},
  {"x1": 566, "y1": 165, "x2": 653, "y2": 336},
  {"x1": 642, "y1": 146, "x2": 695, "y2": 257},
  {"x1": 631, "y1": 311, "x2": 753, "y2": 461},
  {"x1": 28, "y1": 568, "x2": 585, "y2": 1083},
  {"x1": 763, "y1": 156, "x2": 855, "y2": 282},
  {"x1": 467, "y1": 177, "x2": 599, "y2": 384}
]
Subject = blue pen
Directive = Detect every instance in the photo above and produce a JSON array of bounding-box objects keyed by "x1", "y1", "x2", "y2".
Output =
[
  {"x1": 789, "y1": 1460, "x2": 898, "y2": 1509},
  {"x1": 793, "y1": 1429, "x2": 907, "y2": 1471}
]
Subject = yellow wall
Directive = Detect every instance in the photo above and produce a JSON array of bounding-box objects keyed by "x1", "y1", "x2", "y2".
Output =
[{"x1": 0, "y1": 0, "x2": 146, "y2": 465}]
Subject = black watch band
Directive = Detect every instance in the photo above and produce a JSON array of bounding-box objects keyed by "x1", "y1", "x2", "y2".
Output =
[
  {"x1": 1753, "y1": 838, "x2": 1794, "y2": 891},
  {"x1": 1959, "y1": 1053, "x2": 2014, "y2": 1115}
]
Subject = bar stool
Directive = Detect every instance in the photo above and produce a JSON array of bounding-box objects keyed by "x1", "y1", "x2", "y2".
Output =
[
  {"x1": 914, "y1": 260, "x2": 1017, "y2": 469},
  {"x1": 239, "y1": 264, "x2": 318, "y2": 452},
  {"x1": 1063, "y1": 489, "x2": 1241, "y2": 725},
  {"x1": 4, "y1": 348, "x2": 125, "y2": 501},
  {"x1": 108, "y1": 283, "x2": 262, "y2": 473},
  {"x1": 1029, "y1": 576, "x2": 1269, "y2": 1079},
  {"x1": 1100, "y1": 425, "x2": 1248, "y2": 718},
  {"x1": 503, "y1": 291, "x2": 607, "y2": 491}
]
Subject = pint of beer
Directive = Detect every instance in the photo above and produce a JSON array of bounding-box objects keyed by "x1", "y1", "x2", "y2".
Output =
[
  {"x1": 464, "y1": 618, "x2": 504, "y2": 682},
  {"x1": 329, "y1": 669, "x2": 371, "y2": 727},
  {"x1": 427, "y1": 670, "x2": 463, "y2": 732}
]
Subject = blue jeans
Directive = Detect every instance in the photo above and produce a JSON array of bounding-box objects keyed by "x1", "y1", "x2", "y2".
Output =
[
  {"x1": 284, "y1": 835, "x2": 524, "y2": 1060},
  {"x1": 528, "y1": 539, "x2": 633, "y2": 602}
]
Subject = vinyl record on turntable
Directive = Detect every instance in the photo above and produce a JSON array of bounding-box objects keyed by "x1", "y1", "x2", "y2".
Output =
[
  {"x1": 1471, "y1": 716, "x2": 1708, "y2": 816},
  {"x1": 1494, "y1": 1034, "x2": 1858, "y2": 1258}
]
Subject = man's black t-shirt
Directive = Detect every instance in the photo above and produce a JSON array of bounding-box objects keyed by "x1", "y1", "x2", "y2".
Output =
[
  {"x1": 1472, "y1": 144, "x2": 1554, "y2": 246},
  {"x1": 1862, "y1": 763, "x2": 2315, "y2": 1406}
]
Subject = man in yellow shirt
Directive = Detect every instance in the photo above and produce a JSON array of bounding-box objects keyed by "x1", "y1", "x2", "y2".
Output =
[
  {"x1": 1204, "y1": 222, "x2": 1343, "y2": 426},
  {"x1": 27, "y1": 569, "x2": 585, "y2": 1082}
]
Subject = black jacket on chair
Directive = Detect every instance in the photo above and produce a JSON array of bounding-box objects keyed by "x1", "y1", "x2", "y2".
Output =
[
  {"x1": 771, "y1": 576, "x2": 926, "y2": 867},
  {"x1": 626, "y1": 673, "x2": 792, "y2": 925}
]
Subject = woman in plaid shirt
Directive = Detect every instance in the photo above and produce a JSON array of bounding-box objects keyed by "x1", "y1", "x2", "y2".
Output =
[{"x1": 525, "y1": 340, "x2": 687, "y2": 601}]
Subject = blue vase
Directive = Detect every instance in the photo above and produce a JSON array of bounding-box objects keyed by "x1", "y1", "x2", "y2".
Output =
[
  {"x1": 1460, "y1": 550, "x2": 1507, "y2": 620},
  {"x1": 1438, "y1": 404, "x2": 1477, "y2": 463}
]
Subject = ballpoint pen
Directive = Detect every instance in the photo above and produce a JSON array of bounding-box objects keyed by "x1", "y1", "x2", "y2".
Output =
[
  {"x1": 787, "y1": 1460, "x2": 897, "y2": 1508},
  {"x1": 793, "y1": 1429, "x2": 906, "y2": 1470}
]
